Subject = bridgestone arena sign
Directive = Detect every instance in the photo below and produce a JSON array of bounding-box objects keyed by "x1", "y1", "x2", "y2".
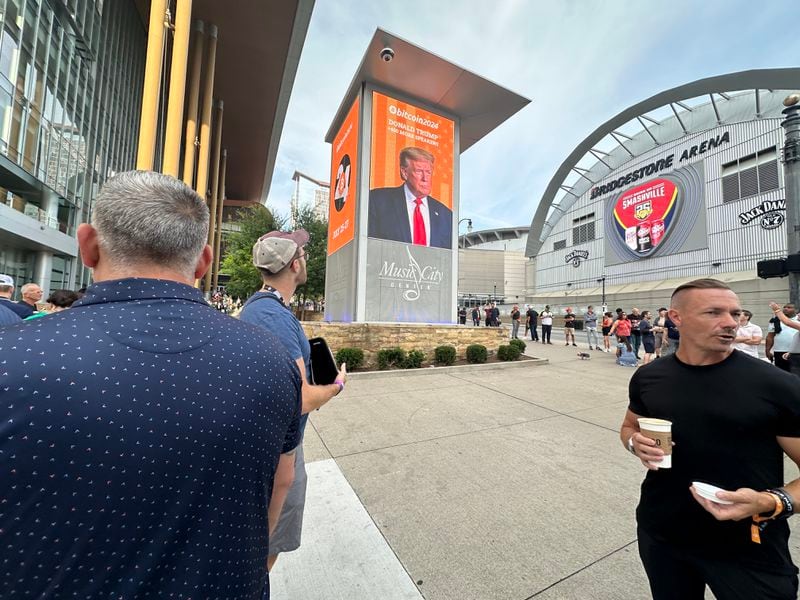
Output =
[{"x1": 590, "y1": 131, "x2": 730, "y2": 199}]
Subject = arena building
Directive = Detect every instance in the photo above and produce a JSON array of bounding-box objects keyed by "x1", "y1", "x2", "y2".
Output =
[
  {"x1": 457, "y1": 226, "x2": 528, "y2": 307},
  {"x1": 525, "y1": 68, "x2": 800, "y2": 324}
]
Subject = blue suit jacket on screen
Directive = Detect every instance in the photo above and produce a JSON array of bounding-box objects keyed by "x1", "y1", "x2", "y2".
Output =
[{"x1": 368, "y1": 185, "x2": 453, "y2": 249}]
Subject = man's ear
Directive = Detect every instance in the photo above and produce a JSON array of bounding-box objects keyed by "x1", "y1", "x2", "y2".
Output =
[
  {"x1": 193, "y1": 244, "x2": 213, "y2": 280},
  {"x1": 667, "y1": 307, "x2": 681, "y2": 326},
  {"x1": 77, "y1": 223, "x2": 100, "y2": 268}
]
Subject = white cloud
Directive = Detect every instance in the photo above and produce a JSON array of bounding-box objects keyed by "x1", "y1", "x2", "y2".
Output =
[{"x1": 268, "y1": 0, "x2": 798, "y2": 233}]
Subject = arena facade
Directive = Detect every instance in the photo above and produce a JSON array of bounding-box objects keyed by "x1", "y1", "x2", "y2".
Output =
[{"x1": 525, "y1": 68, "x2": 800, "y2": 324}]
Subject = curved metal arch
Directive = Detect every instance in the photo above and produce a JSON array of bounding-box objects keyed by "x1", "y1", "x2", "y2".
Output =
[{"x1": 525, "y1": 68, "x2": 800, "y2": 257}]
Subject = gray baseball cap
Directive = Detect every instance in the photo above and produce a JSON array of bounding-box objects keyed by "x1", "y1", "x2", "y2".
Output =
[
  {"x1": 0, "y1": 274, "x2": 14, "y2": 286},
  {"x1": 252, "y1": 229, "x2": 309, "y2": 272}
]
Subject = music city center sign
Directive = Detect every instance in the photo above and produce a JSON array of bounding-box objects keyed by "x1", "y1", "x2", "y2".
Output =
[{"x1": 378, "y1": 247, "x2": 444, "y2": 301}]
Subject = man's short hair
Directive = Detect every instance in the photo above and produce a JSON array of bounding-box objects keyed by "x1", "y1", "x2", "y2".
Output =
[
  {"x1": 671, "y1": 278, "x2": 732, "y2": 301},
  {"x1": 399, "y1": 147, "x2": 434, "y2": 167},
  {"x1": 92, "y1": 171, "x2": 209, "y2": 277},
  {"x1": 20, "y1": 283, "x2": 40, "y2": 295}
]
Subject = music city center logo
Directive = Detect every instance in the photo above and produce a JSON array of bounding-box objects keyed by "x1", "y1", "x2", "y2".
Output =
[{"x1": 378, "y1": 247, "x2": 444, "y2": 301}]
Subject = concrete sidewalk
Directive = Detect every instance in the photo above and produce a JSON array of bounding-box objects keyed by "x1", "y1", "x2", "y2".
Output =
[{"x1": 270, "y1": 339, "x2": 800, "y2": 600}]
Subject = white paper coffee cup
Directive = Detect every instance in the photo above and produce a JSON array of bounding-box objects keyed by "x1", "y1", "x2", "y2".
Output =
[{"x1": 637, "y1": 417, "x2": 672, "y2": 468}]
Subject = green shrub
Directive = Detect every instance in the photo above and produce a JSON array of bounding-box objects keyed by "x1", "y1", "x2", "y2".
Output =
[
  {"x1": 466, "y1": 344, "x2": 488, "y2": 364},
  {"x1": 403, "y1": 349, "x2": 425, "y2": 369},
  {"x1": 509, "y1": 338, "x2": 527, "y2": 354},
  {"x1": 434, "y1": 345, "x2": 456, "y2": 366},
  {"x1": 377, "y1": 347, "x2": 407, "y2": 370},
  {"x1": 335, "y1": 347, "x2": 364, "y2": 370},
  {"x1": 497, "y1": 344, "x2": 521, "y2": 361}
]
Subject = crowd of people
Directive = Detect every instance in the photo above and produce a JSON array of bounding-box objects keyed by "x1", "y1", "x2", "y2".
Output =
[{"x1": 2, "y1": 170, "x2": 800, "y2": 599}]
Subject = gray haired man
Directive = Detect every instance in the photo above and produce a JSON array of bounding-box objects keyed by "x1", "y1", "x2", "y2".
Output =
[{"x1": 1, "y1": 171, "x2": 301, "y2": 598}]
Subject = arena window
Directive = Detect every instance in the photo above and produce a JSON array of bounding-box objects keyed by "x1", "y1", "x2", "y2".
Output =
[{"x1": 721, "y1": 146, "x2": 779, "y2": 202}]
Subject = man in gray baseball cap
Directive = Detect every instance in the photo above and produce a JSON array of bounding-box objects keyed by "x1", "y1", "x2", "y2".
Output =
[
  {"x1": 0, "y1": 274, "x2": 22, "y2": 325},
  {"x1": 0, "y1": 274, "x2": 29, "y2": 319},
  {"x1": 240, "y1": 228, "x2": 347, "y2": 572}
]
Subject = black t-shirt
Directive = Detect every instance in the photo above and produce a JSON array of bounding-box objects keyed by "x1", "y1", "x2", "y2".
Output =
[
  {"x1": 639, "y1": 318, "x2": 654, "y2": 342},
  {"x1": 511, "y1": 310, "x2": 520, "y2": 321},
  {"x1": 629, "y1": 314, "x2": 641, "y2": 335},
  {"x1": 629, "y1": 351, "x2": 800, "y2": 573},
  {"x1": 564, "y1": 314, "x2": 575, "y2": 328},
  {"x1": 527, "y1": 309, "x2": 538, "y2": 323}
]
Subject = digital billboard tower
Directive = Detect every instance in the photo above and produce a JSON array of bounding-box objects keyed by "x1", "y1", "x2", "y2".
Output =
[{"x1": 323, "y1": 29, "x2": 529, "y2": 323}]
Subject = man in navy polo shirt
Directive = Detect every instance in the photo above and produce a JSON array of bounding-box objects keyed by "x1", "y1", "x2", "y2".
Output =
[
  {"x1": 240, "y1": 229, "x2": 347, "y2": 572},
  {"x1": 0, "y1": 171, "x2": 301, "y2": 598}
]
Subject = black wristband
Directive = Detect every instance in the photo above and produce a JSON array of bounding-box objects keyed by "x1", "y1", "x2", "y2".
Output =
[{"x1": 767, "y1": 487, "x2": 794, "y2": 519}]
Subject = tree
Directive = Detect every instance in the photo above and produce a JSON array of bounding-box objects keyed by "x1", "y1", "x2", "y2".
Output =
[
  {"x1": 292, "y1": 204, "x2": 328, "y2": 313},
  {"x1": 220, "y1": 205, "x2": 284, "y2": 299}
]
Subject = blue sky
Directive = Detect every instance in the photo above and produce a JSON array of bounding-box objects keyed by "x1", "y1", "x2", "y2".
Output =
[{"x1": 266, "y1": 0, "x2": 795, "y2": 234}]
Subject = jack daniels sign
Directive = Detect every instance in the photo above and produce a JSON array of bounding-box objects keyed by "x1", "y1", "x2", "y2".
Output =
[
  {"x1": 565, "y1": 249, "x2": 589, "y2": 267},
  {"x1": 738, "y1": 199, "x2": 785, "y2": 230}
]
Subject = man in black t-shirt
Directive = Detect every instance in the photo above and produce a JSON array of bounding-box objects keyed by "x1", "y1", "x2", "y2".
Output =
[
  {"x1": 526, "y1": 307, "x2": 539, "y2": 341},
  {"x1": 620, "y1": 278, "x2": 800, "y2": 600}
]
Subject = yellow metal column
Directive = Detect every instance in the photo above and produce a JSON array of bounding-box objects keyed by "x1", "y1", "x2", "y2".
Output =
[
  {"x1": 204, "y1": 100, "x2": 223, "y2": 293},
  {"x1": 212, "y1": 149, "x2": 227, "y2": 291},
  {"x1": 136, "y1": 0, "x2": 168, "y2": 171},
  {"x1": 162, "y1": 0, "x2": 193, "y2": 177},
  {"x1": 194, "y1": 23, "x2": 217, "y2": 199},
  {"x1": 181, "y1": 20, "x2": 204, "y2": 186}
]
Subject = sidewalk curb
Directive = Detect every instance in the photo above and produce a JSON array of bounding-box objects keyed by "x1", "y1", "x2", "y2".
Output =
[{"x1": 347, "y1": 356, "x2": 549, "y2": 380}]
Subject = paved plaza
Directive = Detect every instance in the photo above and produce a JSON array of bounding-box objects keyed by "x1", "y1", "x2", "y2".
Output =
[{"x1": 270, "y1": 335, "x2": 800, "y2": 599}]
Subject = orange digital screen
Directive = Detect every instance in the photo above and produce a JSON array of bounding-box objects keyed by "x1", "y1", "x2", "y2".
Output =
[
  {"x1": 368, "y1": 91, "x2": 455, "y2": 249},
  {"x1": 327, "y1": 97, "x2": 359, "y2": 255}
]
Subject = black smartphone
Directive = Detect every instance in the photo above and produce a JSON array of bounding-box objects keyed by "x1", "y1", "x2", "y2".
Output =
[{"x1": 308, "y1": 337, "x2": 339, "y2": 385}]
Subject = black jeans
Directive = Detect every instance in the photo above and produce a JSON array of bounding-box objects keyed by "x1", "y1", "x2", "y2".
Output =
[
  {"x1": 541, "y1": 324, "x2": 552, "y2": 343},
  {"x1": 638, "y1": 527, "x2": 798, "y2": 600},
  {"x1": 530, "y1": 323, "x2": 538, "y2": 340},
  {"x1": 774, "y1": 352, "x2": 791, "y2": 372}
]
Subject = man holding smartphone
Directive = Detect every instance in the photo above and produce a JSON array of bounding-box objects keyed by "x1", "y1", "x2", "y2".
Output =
[{"x1": 240, "y1": 229, "x2": 348, "y2": 572}]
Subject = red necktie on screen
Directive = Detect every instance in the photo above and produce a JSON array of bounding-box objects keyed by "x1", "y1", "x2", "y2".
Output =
[{"x1": 413, "y1": 198, "x2": 427, "y2": 245}]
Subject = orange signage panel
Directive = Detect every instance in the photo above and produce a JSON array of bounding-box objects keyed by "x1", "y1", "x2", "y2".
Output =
[
  {"x1": 328, "y1": 97, "x2": 359, "y2": 255},
  {"x1": 368, "y1": 91, "x2": 455, "y2": 249}
]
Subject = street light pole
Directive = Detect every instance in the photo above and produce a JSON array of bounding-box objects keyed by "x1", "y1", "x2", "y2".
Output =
[
  {"x1": 597, "y1": 275, "x2": 606, "y2": 312},
  {"x1": 782, "y1": 95, "x2": 800, "y2": 306},
  {"x1": 458, "y1": 218, "x2": 473, "y2": 249}
]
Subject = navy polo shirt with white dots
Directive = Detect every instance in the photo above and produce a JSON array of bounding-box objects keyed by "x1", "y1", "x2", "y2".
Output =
[{"x1": 0, "y1": 277, "x2": 302, "y2": 598}]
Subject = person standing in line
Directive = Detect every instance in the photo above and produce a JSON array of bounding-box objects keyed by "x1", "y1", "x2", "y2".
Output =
[
  {"x1": 564, "y1": 308, "x2": 577, "y2": 346},
  {"x1": 621, "y1": 279, "x2": 800, "y2": 600},
  {"x1": 526, "y1": 305, "x2": 539, "y2": 341},
  {"x1": 0, "y1": 274, "x2": 34, "y2": 318},
  {"x1": 601, "y1": 311, "x2": 614, "y2": 352},
  {"x1": 766, "y1": 303, "x2": 798, "y2": 372},
  {"x1": 769, "y1": 302, "x2": 800, "y2": 376},
  {"x1": 733, "y1": 310, "x2": 762, "y2": 359},
  {"x1": 584, "y1": 305, "x2": 599, "y2": 350},
  {"x1": 662, "y1": 312, "x2": 680, "y2": 356},
  {"x1": 0, "y1": 171, "x2": 302, "y2": 598},
  {"x1": 18, "y1": 282, "x2": 43, "y2": 315},
  {"x1": 491, "y1": 302, "x2": 500, "y2": 327},
  {"x1": 540, "y1": 305, "x2": 553, "y2": 344},
  {"x1": 652, "y1": 307, "x2": 669, "y2": 358},
  {"x1": 471, "y1": 306, "x2": 480, "y2": 326},
  {"x1": 639, "y1": 310, "x2": 656, "y2": 364},
  {"x1": 630, "y1": 307, "x2": 642, "y2": 359},
  {"x1": 484, "y1": 303, "x2": 492, "y2": 327},
  {"x1": 458, "y1": 306, "x2": 467, "y2": 325},
  {"x1": 240, "y1": 229, "x2": 348, "y2": 573},
  {"x1": 510, "y1": 304, "x2": 521, "y2": 339},
  {"x1": 609, "y1": 311, "x2": 632, "y2": 350}
]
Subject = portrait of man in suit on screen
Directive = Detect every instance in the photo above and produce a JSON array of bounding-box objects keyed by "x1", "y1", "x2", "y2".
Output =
[{"x1": 368, "y1": 146, "x2": 453, "y2": 249}]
